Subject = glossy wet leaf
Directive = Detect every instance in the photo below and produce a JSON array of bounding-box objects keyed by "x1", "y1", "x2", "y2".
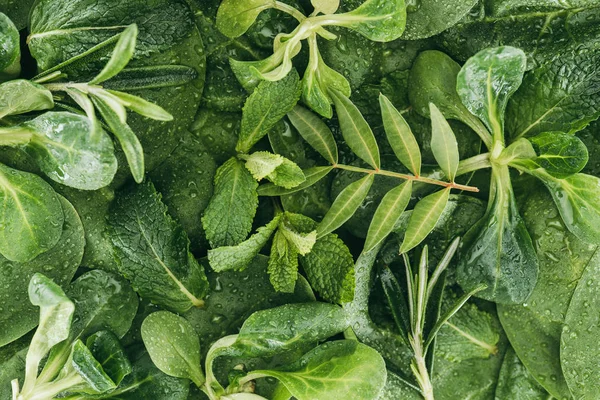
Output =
[
  {"x1": 216, "y1": 0, "x2": 276, "y2": 38},
  {"x1": 89, "y1": 24, "x2": 138, "y2": 84},
  {"x1": 287, "y1": 105, "x2": 338, "y2": 164},
  {"x1": 402, "y1": 0, "x2": 478, "y2": 40},
  {"x1": 86, "y1": 331, "x2": 132, "y2": 386},
  {"x1": 268, "y1": 230, "x2": 300, "y2": 293},
  {"x1": 429, "y1": 103, "x2": 459, "y2": 181},
  {"x1": 250, "y1": 341, "x2": 386, "y2": 400},
  {"x1": 108, "y1": 181, "x2": 208, "y2": 313},
  {"x1": 106, "y1": 90, "x2": 173, "y2": 121},
  {"x1": 0, "y1": 80, "x2": 53, "y2": 119},
  {"x1": 0, "y1": 163, "x2": 64, "y2": 262},
  {"x1": 365, "y1": 181, "x2": 412, "y2": 253},
  {"x1": 71, "y1": 339, "x2": 117, "y2": 393},
  {"x1": 203, "y1": 157, "x2": 258, "y2": 247},
  {"x1": 0, "y1": 11, "x2": 20, "y2": 78},
  {"x1": 457, "y1": 46, "x2": 527, "y2": 137},
  {"x1": 330, "y1": 90, "x2": 380, "y2": 169},
  {"x1": 495, "y1": 347, "x2": 551, "y2": 400},
  {"x1": 529, "y1": 131, "x2": 589, "y2": 178},
  {"x1": 400, "y1": 188, "x2": 450, "y2": 254},
  {"x1": 141, "y1": 311, "x2": 205, "y2": 386},
  {"x1": 379, "y1": 94, "x2": 421, "y2": 175},
  {"x1": 317, "y1": 174, "x2": 374, "y2": 238},
  {"x1": 245, "y1": 152, "x2": 285, "y2": 181},
  {"x1": 331, "y1": 0, "x2": 406, "y2": 42}
]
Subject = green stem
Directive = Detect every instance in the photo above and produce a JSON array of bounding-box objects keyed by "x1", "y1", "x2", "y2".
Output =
[
  {"x1": 21, "y1": 372, "x2": 83, "y2": 400},
  {"x1": 274, "y1": 1, "x2": 306, "y2": 22},
  {"x1": 456, "y1": 153, "x2": 491, "y2": 176}
]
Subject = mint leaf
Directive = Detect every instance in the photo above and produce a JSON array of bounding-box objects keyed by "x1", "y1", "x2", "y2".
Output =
[
  {"x1": 108, "y1": 182, "x2": 208, "y2": 313},
  {"x1": 268, "y1": 230, "x2": 299, "y2": 293},
  {"x1": 203, "y1": 157, "x2": 258, "y2": 248}
]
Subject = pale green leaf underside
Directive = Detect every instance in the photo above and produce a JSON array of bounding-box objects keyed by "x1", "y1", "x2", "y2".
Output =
[{"x1": 400, "y1": 188, "x2": 450, "y2": 254}]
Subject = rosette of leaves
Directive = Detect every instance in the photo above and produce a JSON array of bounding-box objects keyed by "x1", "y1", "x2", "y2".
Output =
[
  {"x1": 216, "y1": 0, "x2": 407, "y2": 118},
  {"x1": 408, "y1": 46, "x2": 600, "y2": 304}
]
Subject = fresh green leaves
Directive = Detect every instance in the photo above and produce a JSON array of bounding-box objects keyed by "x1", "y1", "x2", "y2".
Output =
[
  {"x1": 329, "y1": 0, "x2": 407, "y2": 42},
  {"x1": 528, "y1": 131, "x2": 589, "y2": 178},
  {"x1": 244, "y1": 152, "x2": 305, "y2": 189},
  {"x1": 430, "y1": 103, "x2": 459, "y2": 181},
  {"x1": 400, "y1": 188, "x2": 450, "y2": 254},
  {"x1": 141, "y1": 311, "x2": 205, "y2": 387},
  {"x1": 216, "y1": 0, "x2": 276, "y2": 38},
  {"x1": 287, "y1": 105, "x2": 338, "y2": 164},
  {"x1": 89, "y1": 25, "x2": 138, "y2": 85},
  {"x1": 0, "y1": 80, "x2": 53, "y2": 118},
  {"x1": 0, "y1": 12, "x2": 20, "y2": 79},
  {"x1": 108, "y1": 182, "x2": 208, "y2": 313}
]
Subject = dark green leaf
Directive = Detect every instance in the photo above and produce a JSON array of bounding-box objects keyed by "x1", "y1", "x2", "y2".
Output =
[
  {"x1": 86, "y1": 331, "x2": 132, "y2": 386},
  {"x1": 0, "y1": 12, "x2": 20, "y2": 78},
  {"x1": 402, "y1": 0, "x2": 478, "y2": 40},
  {"x1": 379, "y1": 267, "x2": 410, "y2": 342},
  {"x1": 0, "y1": 80, "x2": 53, "y2": 118},
  {"x1": 495, "y1": 347, "x2": 550, "y2": 400},
  {"x1": 287, "y1": 106, "x2": 338, "y2": 164},
  {"x1": 528, "y1": 131, "x2": 589, "y2": 178},
  {"x1": 268, "y1": 230, "x2": 300, "y2": 293},
  {"x1": 71, "y1": 340, "x2": 117, "y2": 393}
]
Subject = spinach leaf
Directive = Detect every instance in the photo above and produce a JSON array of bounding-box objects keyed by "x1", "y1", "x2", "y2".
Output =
[
  {"x1": 246, "y1": 340, "x2": 386, "y2": 400},
  {"x1": 0, "y1": 80, "x2": 53, "y2": 118},
  {"x1": 86, "y1": 331, "x2": 132, "y2": 387},
  {"x1": 528, "y1": 131, "x2": 589, "y2": 178},
  {"x1": 495, "y1": 347, "x2": 551, "y2": 400},
  {"x1": 108, "y1": 181, "x2": 208, "y2": 313},
  {"x1": 0, "y1": 0, "x2": 34, "y2": 30},
  {"x1": 0, "y1": 195, "x2": 83, "y2": 347},
  {"x1": 70, "y1": 339, "x2": 118, "y2": 394},
  {"x1": 402, "y1": 0, "x2": 478, "y2": 40},
  {"x1": 141, "y1": 311, "x2": 205, "y2": 386},
  {"x1": 0, "y1": 11, "x2": 19, "y2": 79}
]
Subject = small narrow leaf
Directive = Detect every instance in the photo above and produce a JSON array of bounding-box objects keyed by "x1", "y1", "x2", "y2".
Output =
[
  {"x1": 287, "y1": 105, "x2": 338, "y2": 164},
  {"x1": 107, "y1": 90, "x2": 173, "y2": 121},
  {"x1": 429, "y1": 103, "x2": 459, "y2": 181},
  {"x1": 399, "y1": 188, "x2": 450, "y2": 254},
  {"x1": 365, "y1": 181, "x2": 412, "y2": 252},
  {"x1": 379, "y1": 94, "x2": 421, "y2": 176},
  {"x1": 317, "y1": 174, "x2": 374, "y2": 238},
  {"x1": 330, "y1": 90, "x2": 380, "y2": 169},
  {"x1": 90, "y1": 24, "x2": 138, "y2": 85},
  {"x1": 268, "y1": 230, "x2": 300, "y2": 293},
  {"x1": 258, "y1": 166, "x2": 332, "y2": 196}
]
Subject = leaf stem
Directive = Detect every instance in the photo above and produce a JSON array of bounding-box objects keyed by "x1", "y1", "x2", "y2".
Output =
[
  {"x1": 333, "y1": 164, "x2": 480, "y2": 192},
  {"x1": 456, "y1": 153, "x2": 491, "y2": 176},
  {"x1": 274, "y1": 1, "x2": 306, "y2": 22}
]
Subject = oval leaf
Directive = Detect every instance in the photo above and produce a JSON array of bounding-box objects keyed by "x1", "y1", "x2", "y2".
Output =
[
  {"x1": 330, "y1": 0, "x2": 407, "y2": 42},
  {"x1": 317, "y1": 174, "x2": 374, "y2": 238},
  {"x1": 0, "y1": 80, "x2": 53, "y2": 119},
  {"x1": 399, "y1": 188, "x2": 450, "y2": 254},
  {"x1": 287, "y1": 105, "x2": 338, "y2": 164},
  {"x1": 216, "y1": 0, "x2": 276, "y2": 38},
  {"x1": 429, "y1": 103, "x2": 460, "y2": 181},
  {"x1": 529, "y1": 131, "x2": 589, "y2": 178}
]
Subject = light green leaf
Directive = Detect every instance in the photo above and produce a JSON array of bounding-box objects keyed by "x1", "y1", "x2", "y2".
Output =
[
  {"x1": 364, "y1": 181, "x2": 412, "y2": 252},
  {"x1": 287, "y1": 105, "x2": 338, "y2": 164},
  {"x1": 379, "y1": 94, "x2": 421, "y2": 176},
  {"x1": 280, "y1": 225, "x2": 316, "y2": 256},
  {"x1": 203, "y1": 157, "x2": 258, "y2": 247},
  {"x1": 91, "y1": 94, "x2": 144, "y2": 183},
  {"x1": 529, "y1": 131, "x2": 589, "y2": 178},
  {"x1": 71, "y1": 340, "x2": 117, "y2": 393},
  {"x1": 0, "y1": 12, "x2": 20, "y2": 79},
  {"x1": 108, "y1": 181, "x2": 208, "y2": 313},
  {"x1": 249, "y1": 341, "x2": 386, "y2": 400},
  {"x1": 399, "y1": 188, "x2": 450, "y2": 254},
  {"x1": 106, "y1": 90, "x2": 173, "y2": 121},
  {"x1": 258, "y1": 166, "x2": 332, "y2": 196},
  {"x1": 268, "y1": 230, "x2": 299, "y2": 293},
  {"x1": 267, "y1": 158, "x2": 306, "y2": 189},
  {"x1": 402, "y1": 0, "x2": 478, "y2": 40},
  {"x1": 216, "y1": 0, "x2": 276, "y2": 38},
  {"x1": 560, "y1": 249, "x2": 600, "y2": 399},
  {"x1": 237, "y1": 70, "x2": 301, "y2": 153},
  {"x1": 328, "y1": 0, "x2": 407, "y2": 42},
  {"x1": 89, "y1": 24, "x2": 138, "y2": 85},
  {"x1": 317, "y1": 174, "x2": 374, "y2": 238},
  {"x1": 0, "y1": 164, "x2": 64, "y2": 262},
  {"x1": 312, "y1": 0, "x2": 339, "y2": 14},
  {"x1": 330, "y1": 90, "x2": 380, "y2": 169},
  {"x1": 245, "y1": 151, "x2": 285, "y2": 181},
  {"x1": 141, "y1": 311, "x2": 205, "y2": 387},
  {"x1": 498, "y1": 138, "x2": 536, "y2": 165},
  {"x1": 0, "y1": 80, "x2": 53, "y2": 119},
  {"x1": 457, "y1": 46, "x2": 527, "y2": 137},
  {"x1": 208, "y1": 216, "x2": 281, "y2": 272},
  {"x1": 429, "y1": 103, "x2": 460, "y2": 181}
]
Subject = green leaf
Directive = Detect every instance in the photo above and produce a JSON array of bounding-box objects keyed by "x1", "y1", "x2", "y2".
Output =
[
  {"x1": 267, "y1": 158, "x2": 306, "y2": 189},
  {"x1": 330, "y1": 90, "x2": 380, "y2": 169},
  {"x1": 86, "y1": 331, "x2": 132, "y2": 386},
  {"x1": 330, "y1": 0, "x2": 407, "y2": 42},
  {"x1": 287, "y1": 105, "x2": 338, "y2": 164},
  {"x1": 495, "y1": 347, "x2": 551, "y2": 400},
  {"x1": 0, "y1": 12, "x2": 20, "y2": 78},
  {"x1": 71, "y1": 339, "x2": 117, "y2": 393},
  {"x1": 457, "y1": 167, "x2": 538, "y2": 304},
  {"x1": 280, "y1": 225, "x2": 316, "y2": 256},
  {"x1": 108, "y1": 181, "x2": 208, "y2": 313},
  {"x1": 508, "y1": 48, "x2": 600, "y2": 138},
  {"x1": 317, "y1": 174, "x2": 374, "y2": 238},
  {"x1": 22, "y1": 112, "x2": 118, "y2": 190},
  {"x1": 497, "y1": 138, "x2": 537, "y2": 165},
  {"x1": 249, "y1": 341, "x2": 386, "y2": 400},
  {"x1": 237, "y1": 69, "x2": 301, "y2": 153},
  {"x1": 365, "y1": 181, "x2": 412, "y2": 253},
  {"x1": 300, "y1": 233, "x2": 355, "y2": 304},
  {"x1": 457, "y1": 46, "x2": 527, "y2": 137},
  {"x1": 429, "y1": 103, "x2": 459, "y2": 181},
  {"x1": 258, "y1": 166, "x2": 333, "y2": 196},
  {"x1": 106, "y1": 90, "x2": 173, "y2": 121},
  {"x1": 379, "y1": 95, "x2": 421, "y2": 175},
  {"x1": 103, "y1": 65, "x2": 198, "y2": 91},
  {"x1": 245, "y1": 152, "x2": 285, "y2": 181},
  {"x1": 0, "y1": 80, "x2": 53, "y2": 119},
  {"x1": 560, "y1": 249, "x2": 600, "y2": 399},
  {"x1": 141, "y1": 311, "x2": 205, "y2": 387},
  {"x1": 529, "y1": 131, "x2": 589, "y2": 178},
  {"x1": 89, "y1": 24, "x2": 138, "y2": 85},
  {"x1": 203, "y1": 157, "x2": 259, "y2": 247},
  {"x1": 91, "y1": 94, "x2": 144, "y2": 183},
  {"x1": 379, "y1": 267, "x2": 410, "y2": 343},
  {"x1": 0, "y1": 196, "x2": 84, "y2": 347},
  {"x1": 399, "y1": 188, "x2": 450, "y2": 254},
  {"x1": 232, "y1": 303, "x2": 348, "y2": 358},
  {"x1": 532, "y1": 171, "x2": 600, "y2": 243},
  {"x1": 216, "y1": 0, "x2": 276, "y2": 38},
  {"x1": 208, "y1": 216, "x2": 281, "y2": 272},
  {"x1": 312, "y1": 0, "x2": 339, "y2": 14},
  {"x1": 401, "y1": 0, "x2": 478, "y2": 40},
  {"x1": 268, "y1": 230, "x2": 300, "y2": 293},
  {"x1": 0, "y1": 163, "x2": 64, "y2": 262}
]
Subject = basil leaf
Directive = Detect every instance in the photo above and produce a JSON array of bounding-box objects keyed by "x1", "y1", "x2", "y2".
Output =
[
  {"x1": 216, "y1": 0, "x2": 276, "y2": 38},
  {"x1": 331, "y1": 0, "x2": 406, "y2": 42},
  {"x1": 429, "y1": 103, "x2": 459, "y2": 181},
  {"x1": 249, "y1": 341, "x2": 386, "y2": 400},
  {"x1": 287, "y1": 105, "x2": 338, "y2": 165},
  {"x1": 203, "y1": 158, "x2": 258, "y2": 247},
  {"x1": 0, "y1": 80, "x2": 53, "y2": 118},
  {"x1": 529, "y1": 131, "x2": 589, "y2": 177},
  {"x1": 108, "y1": 181, "x2": 208, "y2": 313},
  {"x1": 141, "y1": 311, "x2": 205, "y2": 387},
  {"x1": 457, "y1": 46, "x2": 527, "y2": 137},
  {"x1": 0, "y1": 164, "x2": 64, "y2": 262}
]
